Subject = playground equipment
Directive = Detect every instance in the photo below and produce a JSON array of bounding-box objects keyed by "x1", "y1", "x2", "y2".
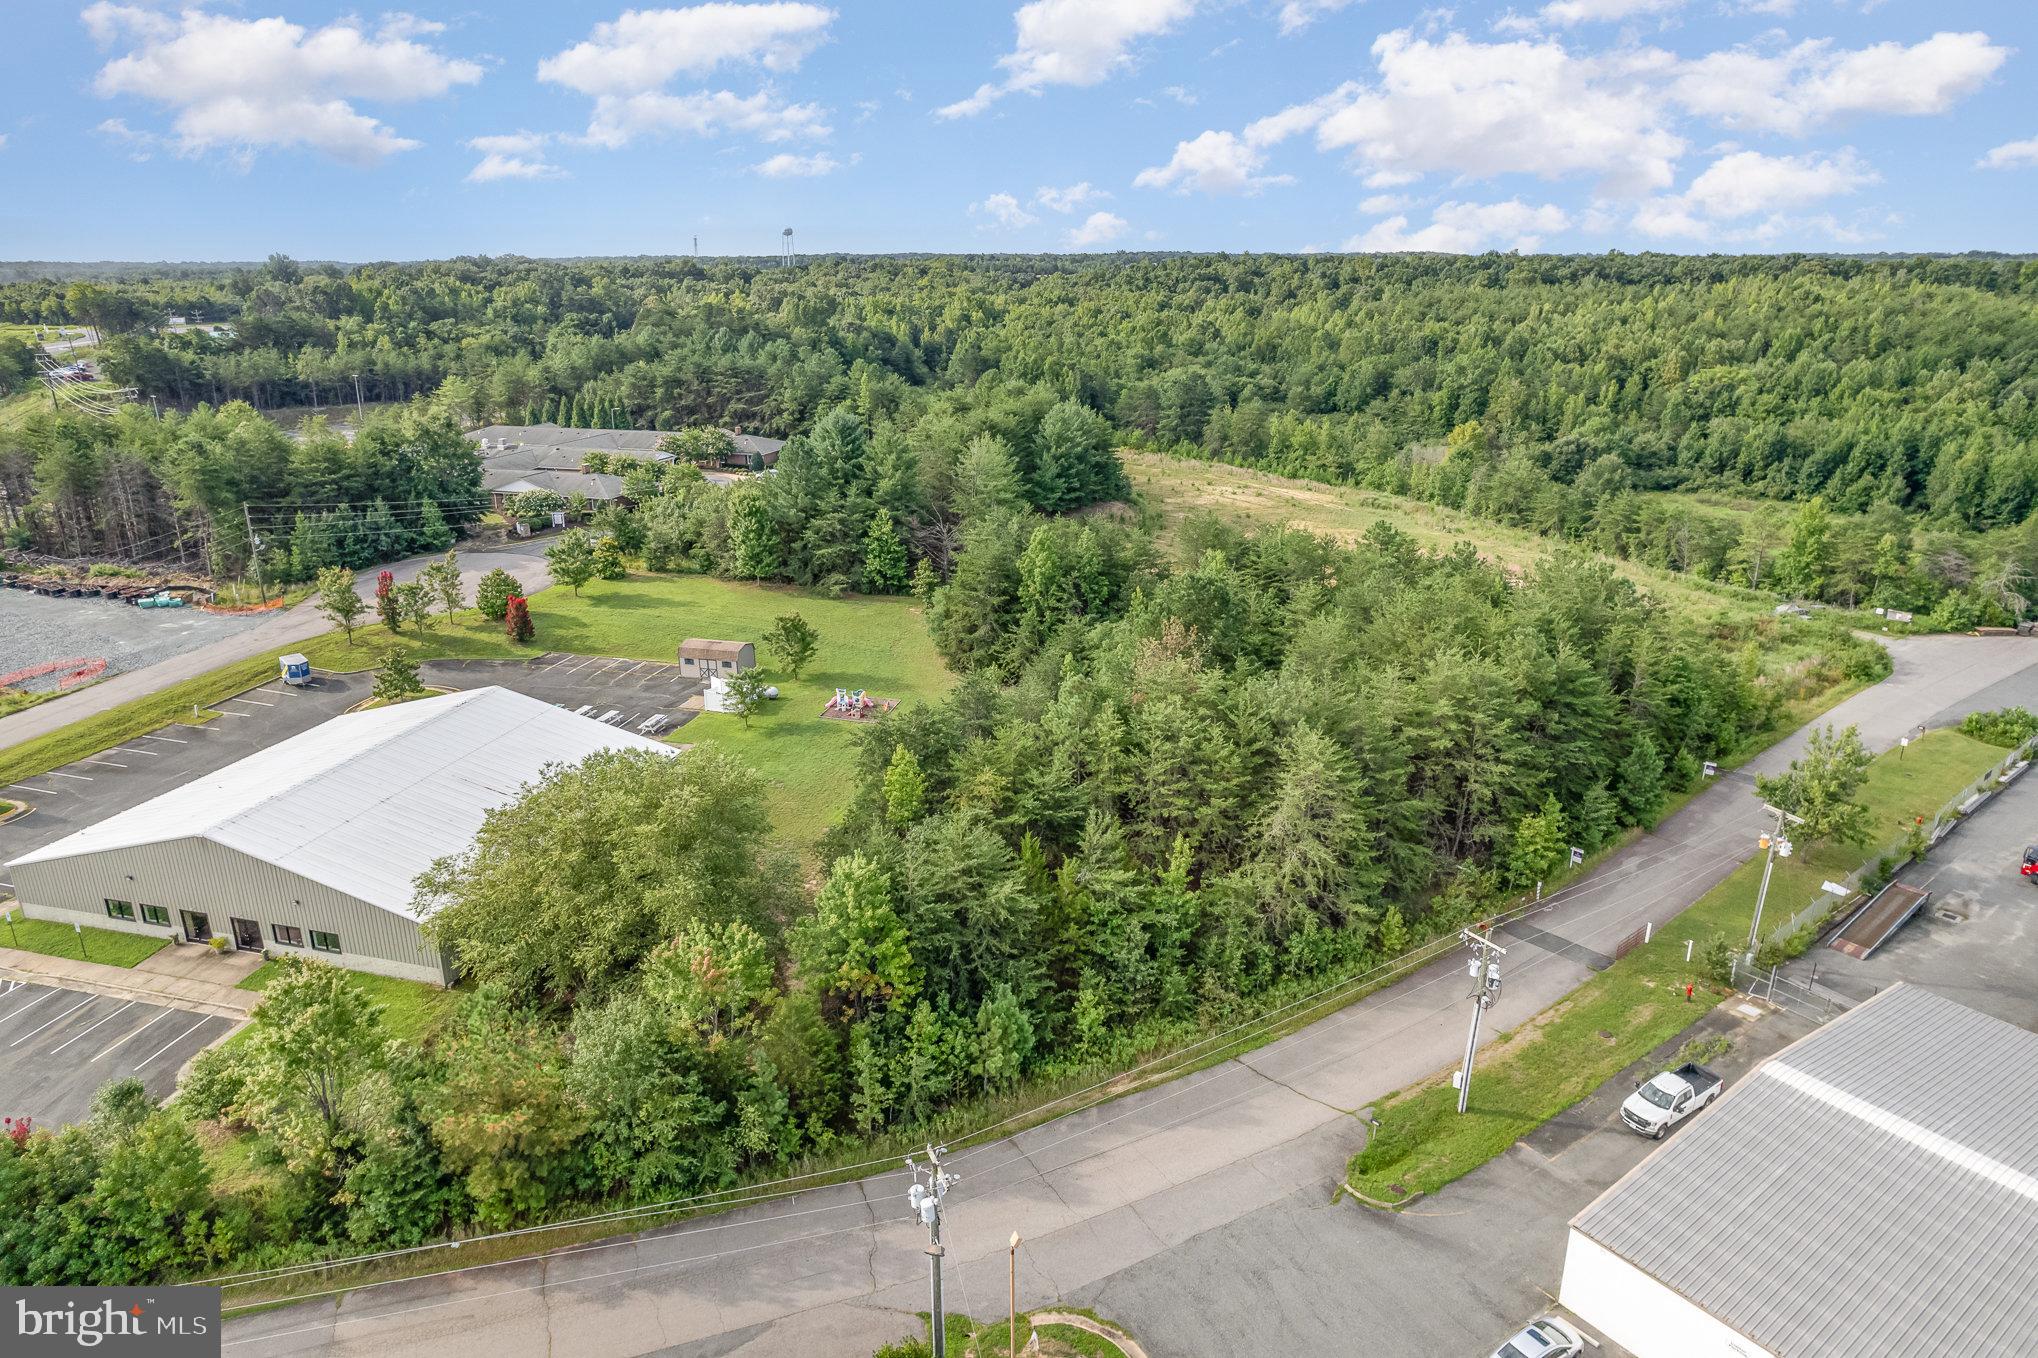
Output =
[{"x1": 823, "y1": 688, "x2": 898, "y2": 721}]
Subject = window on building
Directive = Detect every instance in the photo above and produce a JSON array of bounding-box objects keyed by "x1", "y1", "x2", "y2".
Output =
[
  {"x1": 140, "y1": 903, "x2": 170, "y2": 926},
  {"x1": 272, "y1": 923, "x2": 304, "y2": 948},
  {"x1": 104, "y1": 899, "x2": 135, "y2": 921},
  {"x1": 309, "y1": 929, "x2": 341, "y2": 954}
]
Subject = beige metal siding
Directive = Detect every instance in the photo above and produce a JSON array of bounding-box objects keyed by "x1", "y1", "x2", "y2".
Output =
[{"x1": 10, "y1": 836, "x2": 448, "y2": 985}]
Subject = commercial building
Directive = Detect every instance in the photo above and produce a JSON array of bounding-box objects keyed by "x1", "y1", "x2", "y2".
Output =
[
  {"x1": 1561, "y1": 983, "x2": 2038, "y2": 1358},
  {"x1": 7, "y1": 687, "x2": 676, "y2": 984}
]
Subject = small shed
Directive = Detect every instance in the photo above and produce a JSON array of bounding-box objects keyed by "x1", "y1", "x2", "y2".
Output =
[
  {"x1": 279, "y1": 653, "x2": 312, "y2": 686},
  {"x1": 678, "y1": 638, "x2": 755, "y2": 677}
]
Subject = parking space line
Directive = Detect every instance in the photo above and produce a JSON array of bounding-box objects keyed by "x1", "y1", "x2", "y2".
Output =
[
  {"x1": 0, "y1": 989, "x2": 55, "y2": 1023},
  {"x1": 10, "y1": 995, "x2": 96, "y2": 1046},
  {"x1": 9, "y1": 783, "x2": 56, "y2": 795},
  {"x1": 137, "y1": 1018, "x2": 211, "y2": 1070},
  {"x1": 46, "y1": 771, "x2": 92, "y2": 781},
  {"x1": 92, "y1": 1009, "x2": 171, "y2": 1062},
  {"x1": 50, "y1": 999, "x2": 137, "y2": 1054},
  {"x1": 209, "y1": 709, "x2": 249, "y2": 718},
  {"x1": 83, "y1": 759, "x2": 128, "y2": 769},
  {"x1": 226, "y1": 697, "x2": 274, "y2": 707},
  {"x1": 255, "y1": 687, "x2": 289, "y2": 696},
  {"x1": 109, "y1": 746, "x2": 161, "y2": 757},
  {"x1": 139, "y1": 733, "x2": 187, "y2": 744}
]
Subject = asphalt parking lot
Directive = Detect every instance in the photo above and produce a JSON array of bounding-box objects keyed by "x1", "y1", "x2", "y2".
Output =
[
  {"x1": 1782, "y1": 760, "x2": 2038, "y2": 1029},
  {"x1": 0, "y1": 978, "x2": 233, "y2": 1126},
  {"x1": 0, "y1": 671, "x2": 370, "y2": 873},
  {"x1": 1070, "y1": 1001, "x2": 1814, "y2": 1358},
  {"x1": 422, "y1": 652, "x2": 703, "y2": 737}
]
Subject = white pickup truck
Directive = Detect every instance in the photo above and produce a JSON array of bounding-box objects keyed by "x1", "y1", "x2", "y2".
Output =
[{"x1": 1620, "y1": 1062, "x2": 1723, "y2": 1139}]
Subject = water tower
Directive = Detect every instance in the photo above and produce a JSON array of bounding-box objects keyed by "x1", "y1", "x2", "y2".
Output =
[{"x1": 781, "y1": 227, "x2": 795, "y2": 267}]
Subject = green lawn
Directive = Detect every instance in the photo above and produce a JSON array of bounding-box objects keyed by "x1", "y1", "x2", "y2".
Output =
[
  {"x1": 236, "y1": 961, "x2": 459, "y2": 1043},
  {"x1": 1344, "y1": 727, "x2": 2004, "y2": 1205},
  {"x1": 300, "y1": 571, "x2": 948, "y2": 845},
  {"x1": 0, "y1": 910, "x2": 168, "y2": 967}
]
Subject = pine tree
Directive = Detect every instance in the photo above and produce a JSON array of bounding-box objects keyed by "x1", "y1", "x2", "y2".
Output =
[
  {"x1": 415, "y1": 500, "x2": 454, "y2": 552},
  {"x1": 860, "y1": 508, "x2": 909, "y2": 594},
  {"x1": 883, "y1": 744, "x2": 925, "y2": 827},
  {"x1": 727, "y1": 482, "x2": 781, "y2": 580},
  {"x1": 1619, "y1": 730, "x2": 1667, "y2": 829}
]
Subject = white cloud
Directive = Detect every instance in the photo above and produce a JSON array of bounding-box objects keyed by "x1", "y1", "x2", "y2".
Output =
[
  {"x1": 970, "y1": 192, "x2": 1039, "y2": 227},
  {"x1": 1539, "y1": 0, "x2": 1683, "y2": 24},
  {"x1": 1347, "y1": 199, "x2": 1570, "y2": 252},
  {"x1": 1066, "y1": 210, "x2": 1130, "y2": 248},
  {"x1": 1671, "y1": 32, "x2": 2008, "y2": 136},
  {"x1": 1243, "y1": 81, "x2": 1363, "y2": 147},
  {"x1": 1360, "y1": 192, "x2": 1413, "y2": 213},
  {"x1": 1978, "y1": 136, "x2": 2038, "y2": 171},
  {"x1": 1634, "y1": 149, "x2": 1877, "y2": 239},
  {"x1": 754, "y1": 150, "x2": 840, "y2": 176},
  {"x1": 83, "y1": 7, "x2": 481, "y2": 166},
  {"x1": 1160, "y1": 84, "x2": 1197, "y2": 106},
  {"x1": 1305, "y1": 30, "x2": 1685, "y2": 195},
  {"x1": 466, "y1": 130, "x2": 566, "y2": 182},
  {"x1": 537, "y1": 3, "x2": 835, "y2": 96},
  {"x1": 1276, "y1": 0, "x2": 1360, "y2": 34},
  {"x1": 938, "y1": 0, "x2": 1197, "y2": 119},
  {"x1": 1035, "y1": 181, "x2": 1108, "y2": 212},
  {"x1": 1679, "y1": 148, "x2": 1876, "y2": 218},
  {"x1": 582, "y1": 89, "x2": 831, "y2": 149},
  {"x1": 1135, "y1": 129, "x2": 1294, "y2": 195}
]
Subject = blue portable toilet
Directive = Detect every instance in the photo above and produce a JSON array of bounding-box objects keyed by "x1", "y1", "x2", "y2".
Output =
[{"x1": 280, "y1": 653, "x2": 312, "y2": 686}]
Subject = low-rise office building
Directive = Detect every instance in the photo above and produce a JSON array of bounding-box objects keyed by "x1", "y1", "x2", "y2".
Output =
[{"x1": 7, "y1": 687, "x2": 676, "y2": 984}]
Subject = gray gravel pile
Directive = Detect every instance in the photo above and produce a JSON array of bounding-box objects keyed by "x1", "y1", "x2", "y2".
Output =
[{"x1": 0, "y1": 589, "x2": 266, "y2": 691}]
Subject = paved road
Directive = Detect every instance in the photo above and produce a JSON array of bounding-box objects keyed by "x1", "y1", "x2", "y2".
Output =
[
  {"x1": 0, "y1": 539, "x2": 553, "y2": 754},
  {"x1": 219, "y1": 635, "x2": 2038, "y2": 1358}
]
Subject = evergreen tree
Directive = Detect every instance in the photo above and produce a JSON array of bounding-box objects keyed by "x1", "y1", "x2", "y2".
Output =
[
  {"x1": 1618, "y1": 730, "x2": 1667, "y2": 829},
  {"x1": 727, "y1": 482, "x2": 781, "y2": 579},
  {"x1": 883, "y1": 744, "x2": 925, "y2": 827},
  {"x1": 860, "y1": 508, "x2": 909, "y2": 594},
  {"x1": 415, "y1": 499, "x2": 455, "y2": 552},
  {"x1": 475, "y1": 567, "x2": 521, "y2": 622}
]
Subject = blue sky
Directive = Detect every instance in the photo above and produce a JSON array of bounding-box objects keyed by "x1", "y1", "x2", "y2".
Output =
[{"x1": 2, "y1": 1, "x2": 2033, "y2": 260}]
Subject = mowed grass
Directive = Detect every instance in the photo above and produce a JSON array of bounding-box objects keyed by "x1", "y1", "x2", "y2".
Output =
[
  {"x1": 0, "y1": 910, "x2": 168, "y2": 967},
  {"x1": 1126, "y1": 451, "x2": 1776, "y2": 627},
  {"x1": 1344, "y1": 727, "x2": 2004, "y2": 1205},
  {"x1": 514, "y1": 572, "x2": 952, "y2": 845},
  {"x1": 236, "y1": 961, "x2": 459, "y2": 1043},
  {"x1": 0, "y1": 570, "x2": 947, "y2": 852}
]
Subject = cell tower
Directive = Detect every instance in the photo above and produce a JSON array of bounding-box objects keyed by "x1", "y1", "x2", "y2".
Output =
[{"x1": 781, "y1": 227, "x2": 795, "y2": 268}]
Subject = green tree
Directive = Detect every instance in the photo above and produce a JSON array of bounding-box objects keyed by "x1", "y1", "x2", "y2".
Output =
[
  {"x1": 1619, "y1": 731, "x2": 1667, "y2": 830},
  {"x1": 791, "y1": 854, "x2": 919, "y2": 1019},
  {"x1": 475, "y1": 566, "x2": 521, "y2": 622},
  {"x1": 1507, "y1": 792, "x2": 1567, "y2": 889},
  {"x1": 639, "y1": 919, "x2": 775, "y2": 1037},
  {"x1": 373, "y1": 648, "x2": 425, "y2": 703},
  {"x1": 418, "y1": 748, "x2": 787, "y2": 1001},
  {"x1": 591, "y1": 535, "x2": 627, "y2": 581},
  {"x1": 422, "y1": 993, "x2": 585, "y2": 1227},
  {"x1": 721, "y1": 667, "x2": 768, "y2": 726},
  {"x1": 1754, "y1": 723, "x2": 1874, "y2": 845},
  {"x1": 764, "y1": 612, "x2": 819, "y2": 678},
  {"x1": 1777, "y1": 497, "x2": 1835, "y2": 600},
  {"x1": 233, "y1": 958, "x2": 385, "y2": 1175},
  {"x1": 727, "y1": 481, "x2": 781, "y2": 579},
  {"x1": 883, "y1": 744, "x2": 926, "y2": 828},
  {"x1": 394, "y1": 579, "x2": 435, "y2": 633},
  {"x1": 972, "y1": 984, "x2": 1034, "y2": 1092},
  {"x1": 424, "y1": 551, "x2": 464, "y2": 616},
  {"x1": 546, "y1": 528, "x2": 597, "y2": 594},
  {"x1": 861, "y1": 508, "x2": 909, "y2": 593},
  {"x1": 314, "y1": 565, "x2": 364, "y2": 643}
]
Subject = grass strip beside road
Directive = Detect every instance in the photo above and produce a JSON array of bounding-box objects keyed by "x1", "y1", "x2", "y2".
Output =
[
  {"x1": 0, "y1": 912, "x2": 169, "y2": 967},
  {"x1": 0, "y1": 656, "x2": 270, "y2": 789},
  {"x1": 1345, "y1": 727, "x2": 2003, "y2": 1205}
]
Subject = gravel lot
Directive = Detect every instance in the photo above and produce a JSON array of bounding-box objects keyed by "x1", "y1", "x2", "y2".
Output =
[{"x1": 0, "y1": 589, "x2": 267, "y2": 691}]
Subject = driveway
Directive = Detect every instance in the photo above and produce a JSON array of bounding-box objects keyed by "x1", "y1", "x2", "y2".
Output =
[
  {"x1": 0, "y1": 537, "x2": 553, "y2": 754},
  {"x1": 219, "y1": 632, "x2": 2038, "y2": 1358}
]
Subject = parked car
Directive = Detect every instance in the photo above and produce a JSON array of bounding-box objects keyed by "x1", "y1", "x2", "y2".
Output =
[
  {"x1": 1490, "y1": 1317, "x2": 1584, "y2": 1358},
  {"x1": 1621, "y1": 1061, "x2": 1723, "y2": 1138}
]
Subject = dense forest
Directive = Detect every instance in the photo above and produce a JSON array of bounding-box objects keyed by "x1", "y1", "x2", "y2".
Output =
[
  {"x1": 0, "y1": 497, "x2": 1888, "y2": 1282},
  {"x1": 3, "y1": 251, "x2": 2036, "y2": 616}
]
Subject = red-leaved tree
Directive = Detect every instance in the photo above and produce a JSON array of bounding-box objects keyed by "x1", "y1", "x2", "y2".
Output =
[
  {"x1": 504, "y1": 595, "x2": 534, "y2": 642},
  {"x1": 376, "y1": 570, "x2": 400, "y2": 633}
]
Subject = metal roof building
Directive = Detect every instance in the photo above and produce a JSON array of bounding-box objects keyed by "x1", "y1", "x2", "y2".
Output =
[
  {"x1": 8, "y1": 688, "x2": 677, "y2": 984},
  {"x1": 1561, "y1": 984, "x2": 2038, "y2": 1358}
]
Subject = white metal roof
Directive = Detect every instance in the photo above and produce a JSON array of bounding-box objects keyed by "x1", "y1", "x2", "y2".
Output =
[
  {"x1": 9, "y1": 687, "x2": 677, "y2": 918},
  {"x1": 1572, "y1": 984, "x2": 2038, "y2": 1357}
]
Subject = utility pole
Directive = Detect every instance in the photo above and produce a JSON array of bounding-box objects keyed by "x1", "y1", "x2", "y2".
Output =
[
  {"x1": 242, "y1": 504, "x2": 265, "y2": 604},
  {"x1": 907, "y1": 1145, "x2": 956, "y2": 1358},
  {"x1": 352, "y1": 372, "x2": 365, "y2": 421},
  {"x1": 1455, "y1": 927, "x2": 1506, "y2": 1114},
  {"x1": 1744, "y1": 803, "x2": 1806, "y2": 965}
]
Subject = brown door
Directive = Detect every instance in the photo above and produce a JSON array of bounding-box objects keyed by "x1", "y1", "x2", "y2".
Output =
[{"x1": 231, "y1": 917, "x2": 263, "y2": 950}]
